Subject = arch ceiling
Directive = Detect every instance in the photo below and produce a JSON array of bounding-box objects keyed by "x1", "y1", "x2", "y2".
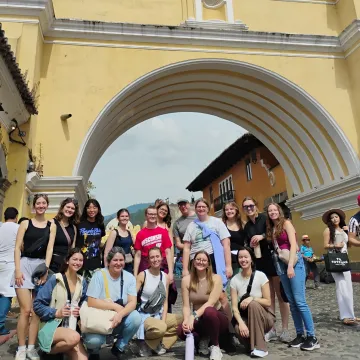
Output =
[{"x1": 74, "y1": 59, "x2": 360, "y2": 197}]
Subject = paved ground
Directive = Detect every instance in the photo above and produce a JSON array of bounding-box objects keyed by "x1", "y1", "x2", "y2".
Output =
[{"x1": 1, "y1": 281, "x2": 360, "y2": 360}]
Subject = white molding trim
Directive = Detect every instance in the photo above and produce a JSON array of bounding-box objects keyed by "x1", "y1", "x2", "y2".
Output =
[
  {"x1": 1, "y1": 0, "x2": 360, "y2": 57},
  {"x1": 25, "y1": 172, "x2": 87, "y2": 210},
  {"x1": 273, "y1": 0, "x2": 339, "y2": 4},
  {"x1": 287, "y1": 175, "x2": 360, "y2": 220}
]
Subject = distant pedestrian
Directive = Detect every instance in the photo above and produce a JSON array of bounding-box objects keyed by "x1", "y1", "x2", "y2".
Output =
[
  {"x1": 0, "y1": 207, "x2": 19, "y2": 345},
  {"x1": 348, "y1": 195, "x2": 360, "y2": 247},
  {"x1": 323, "y1": 209, "x2": 359, "y2": 326},
  {"x1": 300, "y1": 235, "x2": 320, "y2": 289}
]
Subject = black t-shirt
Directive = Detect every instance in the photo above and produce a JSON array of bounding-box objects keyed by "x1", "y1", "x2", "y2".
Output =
[
  {"x1": 227, "y1": 227, "x2": 246, "y2": 264},
  {"x1": 53, "y1": 218, "x2": 75, "y2": 256},
  {"x1": 76, "y1": 220, "x2": 105, "y2": 271}
]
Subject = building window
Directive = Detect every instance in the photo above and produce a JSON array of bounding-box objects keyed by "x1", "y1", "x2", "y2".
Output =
[
  {"x1": 229, "y1": 176, "x2": 233, "y2": 190},
  {"x1": 219, "y1": 175, "x2": 233, "y2": 197},
  {"x1": 209, "y1": 185, "x2": 213, "y2": 204},
  {"x1": 246, "y1": 159, "x2": 252, "y2": 181}
]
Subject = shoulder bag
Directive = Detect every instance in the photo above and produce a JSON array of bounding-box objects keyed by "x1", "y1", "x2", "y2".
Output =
[
  {"x1": 79, "y1": 270, "x2": 116, "y2": 334},
  {"x1": 272, "y1": 235, "x2": 298, "y2": 266},
  {"x1": 324, "y1": 249, "x2": 350, "y2": 273},
  {"x1": 238, "y1": 271, "x2": 256, "y2": 319}
]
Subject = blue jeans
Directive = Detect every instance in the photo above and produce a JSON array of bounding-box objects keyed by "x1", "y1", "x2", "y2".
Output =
[
  {"x1": 277, "y1": 254, "x2": 315, "y2": 337},
  {"x1": 0, "y1": 296, "x2": 11, "y2": 335},
  {"x1": 83, "y1": 310, "x2": 141, "y2": 353}
]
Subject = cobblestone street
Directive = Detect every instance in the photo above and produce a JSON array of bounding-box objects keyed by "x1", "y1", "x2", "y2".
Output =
[{"x1": 1, "y1": 282, "x2": 360, "y2": 360}]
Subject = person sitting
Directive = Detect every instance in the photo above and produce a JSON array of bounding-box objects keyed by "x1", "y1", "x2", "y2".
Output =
[
  {"x1": 230, "y1": 247, "x2": 274, "y2": 358},
  {"x1": 177, "y1": 250, "x2": 229, "y2": 360},
  {"x1": 33, "y1": 248, "x2": 88, "y2": 360},
  {"x1": 300, "y1": 235, "x2": 320, "y2": 290},
  {"x1": 135, "y1": 247, "x2": 182, "y2": 356},
  {"x1": 82, "y1": 247, "x2": 141, "y2": 360}
]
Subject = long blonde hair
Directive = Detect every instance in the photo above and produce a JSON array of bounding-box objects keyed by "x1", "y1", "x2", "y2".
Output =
[
  {"x1": 266, "y1": 202, "x2": 286, "y2": 240},
  {"x1": 222, "y1": 201, "x2": 243, "y2": 229},
  {"x1": 190, "y1": 250, "x2": 214, "y2": 295}
]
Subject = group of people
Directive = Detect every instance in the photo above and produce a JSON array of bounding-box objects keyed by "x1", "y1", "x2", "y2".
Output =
[{"x1": 1, "y1": 193, "x2": 360, "y2": 360}]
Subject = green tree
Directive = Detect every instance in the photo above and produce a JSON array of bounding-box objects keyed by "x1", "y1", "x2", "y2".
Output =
[{"x1": 86, "y1": 181, "x2": 96, "y2": 199}]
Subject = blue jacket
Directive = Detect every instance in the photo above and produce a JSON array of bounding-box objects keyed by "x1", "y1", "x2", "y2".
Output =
[{"x1": 33, "y1": 274, "x2": 87, "y2": 322}]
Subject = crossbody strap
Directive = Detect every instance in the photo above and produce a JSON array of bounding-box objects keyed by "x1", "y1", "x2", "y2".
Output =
[
  {"x1": 100, "y1": 270, "x2": 111, "y2": 299},
  {"x1": 246, "y1": 271, "x2": 256, "y2": 295},
  {"x1": 120, "y1": 271, "x2": 124, "y2": 301},
  {"x1": 61, "y1": 274, "x2": 72, "y2": 302},
  {"x1": 58, "y1": 220, "x2": 72, "y2": 246},
  {"x1": 137, "y1": 270, "x2": 147, "y2": 300}
]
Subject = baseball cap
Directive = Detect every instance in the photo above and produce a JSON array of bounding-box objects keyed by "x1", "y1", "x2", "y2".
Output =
[
  {"x1": 302, "y1": 235, "x2": 310, "y2": 240},
  {"x1": 357, "y1": 194, "x2": 360, "y2": 206},
  {"x1": 177, "y1": 198, "x2": 189, "y2": 205}
]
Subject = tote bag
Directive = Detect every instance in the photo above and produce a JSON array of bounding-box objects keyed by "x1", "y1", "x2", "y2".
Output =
[
  {"x1": 324, "y1": 251, "x2": 350, "y2": 273},
  {"x1": 80, "y1": 270, "x2": 116, "y2": 334}
]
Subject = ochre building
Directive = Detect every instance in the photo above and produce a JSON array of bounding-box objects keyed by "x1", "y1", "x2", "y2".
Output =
[{"x1": 1, "y1": 0, "x2": 360, "y2": 256}]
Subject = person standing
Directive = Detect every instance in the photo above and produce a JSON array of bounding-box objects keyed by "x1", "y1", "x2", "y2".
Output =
[
  {"x1": 104, "y1": 208, "x2": 134, "y2": 272},
  {"x1": 76, "y1": 199, "x2": 105, "y2": 282},
  {"x1": 323, "y1": 209, "x2": 359, "y2": 326},
  {"x1": 0, "y1": 207, "x2": 19, "y2": 345},
  {"x1": 133, "y1": 206, "x2": 174, "y2": 284},
  {"x1": 242, "y1": 197, "x2": 290, "y2": 343},
  {"x1": 348, "y1": 195, "x2": 360, "y2": 247},
  {"x1": 50, "y1": 198, "x2": 80, "y2": 273},
  {"x1": 14, "y1": 194, "x2": 57, "y2": 360}
]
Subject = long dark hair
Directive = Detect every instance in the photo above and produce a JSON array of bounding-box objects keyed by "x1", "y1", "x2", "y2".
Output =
[
  {"x1": 59, "y1": 248, "x2": 84, "y2": 274},
  {"x1": 326, "y1": 213, "x2": 346, "y2": 244},
  {"x1": 55, "y1": 198, "x2": 80, "y2": 225},
  {"x1": 237, "y1": 246, "x2": 256, "y2": 271},
  {"x1": 157, "y1": 203, "x2": 172, "y2": 228},
  {"x1": 80, "y1": 199, "x2": 104, "y2": 224}
]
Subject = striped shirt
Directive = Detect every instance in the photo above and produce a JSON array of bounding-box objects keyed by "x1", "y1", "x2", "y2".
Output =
[{"x1": 348, "y1": 211, "x2": 360, "y2": 239}]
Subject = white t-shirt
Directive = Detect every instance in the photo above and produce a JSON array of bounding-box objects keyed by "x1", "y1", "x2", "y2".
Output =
[
  {"x1": 183, "y1": 216, "x2": 230, "y2": 259},
  {"x1": 230, "y1": 270, "x2": 269, "y2": 299},
  {"x1": 0, "y1": 222, "x2": 19, "y2": 263}
]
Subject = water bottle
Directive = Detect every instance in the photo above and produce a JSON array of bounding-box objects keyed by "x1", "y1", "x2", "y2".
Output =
[
  {"x1": 62, "y1": 300, "x2": 71, "y2": 328},
  {"x1": 185, "y1": 333, "x2": 194, "y2": 360},
  {"x1": 69, "y1": 300, "x2": 78, "y2": 330}
]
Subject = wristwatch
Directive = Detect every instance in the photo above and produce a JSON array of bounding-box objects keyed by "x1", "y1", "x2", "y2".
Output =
[{"x1": 192, "y1": 311, "x2": 199, "y2": 321}]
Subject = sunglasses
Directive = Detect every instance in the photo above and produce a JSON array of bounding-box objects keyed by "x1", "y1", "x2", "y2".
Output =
[{"x1": 243, "y1": 204, "x2": 255, "y2": 210}]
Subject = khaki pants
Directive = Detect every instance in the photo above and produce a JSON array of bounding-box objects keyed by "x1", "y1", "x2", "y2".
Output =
[{"x1": 144, "y1": 313, "x2": 183, "y2": 350}]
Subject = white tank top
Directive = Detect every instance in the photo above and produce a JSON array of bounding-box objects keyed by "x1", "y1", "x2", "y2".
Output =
[
  {"x1": 140, "y1": 269, "x2": 167, "y2": 304},
  {"x1": 334, "y1": 229, "x2": 348, "y2": 253}
]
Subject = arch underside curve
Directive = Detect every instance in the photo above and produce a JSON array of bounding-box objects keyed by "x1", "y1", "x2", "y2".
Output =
[{"x1": 74, "y1": 59, "x2": 360, "y2": 197}]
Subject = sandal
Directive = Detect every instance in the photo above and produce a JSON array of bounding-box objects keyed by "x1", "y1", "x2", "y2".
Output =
[{"x1": 343, "y1": 318, "x2": 356, "y2": 325}]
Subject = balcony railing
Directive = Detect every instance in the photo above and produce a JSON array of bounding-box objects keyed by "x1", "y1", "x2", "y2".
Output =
[{"x1": 214, "y1": 190, "x2": 236, "y2": 212}]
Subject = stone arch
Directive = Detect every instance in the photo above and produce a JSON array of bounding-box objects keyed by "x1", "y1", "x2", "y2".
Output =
[{"x1": 73, "y1": 59, "x2": 360, "y2": 200}]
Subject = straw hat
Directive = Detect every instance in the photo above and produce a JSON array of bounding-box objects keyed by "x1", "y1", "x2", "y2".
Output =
[{"x1": 322, "y1": 209, "x2": 346, "y2": 224}]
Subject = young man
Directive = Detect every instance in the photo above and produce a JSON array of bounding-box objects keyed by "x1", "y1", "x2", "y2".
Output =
[
  {"x1": 134, "y1": 206, "x2": 173, "y2": 283},
  {"x1": 0, "y1": 207, "x2": 19, "y2": 345},
  {"x1": 300, "y1": 235, "x2": 321, "y2": 290},
  {"x1": 348, "y1": 195, "x2": 360, "y2": 247}
]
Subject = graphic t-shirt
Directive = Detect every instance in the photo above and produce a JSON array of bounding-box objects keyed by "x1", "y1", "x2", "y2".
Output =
[
  {"x1": 300, "y1": 245, "x2": 314, "y2": 258},
  {"x1": 183, "y1": 217, "x2": 230, "y2": 260},
  {"x1": 134, "y1": 227, "x2": 172, "y2": 258},
  {"x1": 76, "y1": 220, "x2": 106, "y2": 270}
]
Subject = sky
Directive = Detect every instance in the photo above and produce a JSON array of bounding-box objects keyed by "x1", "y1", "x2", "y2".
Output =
[{"x1": 89, "y1": 113, "x2": 246, "y2": 215}]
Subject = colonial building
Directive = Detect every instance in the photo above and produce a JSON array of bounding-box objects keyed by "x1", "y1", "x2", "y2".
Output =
[
  {"x1": 1, "y1": 1, "x2": 360, "y2": 257},
  {"x1": 187, "y1": 133, "x2": 290, "y2": 218}
]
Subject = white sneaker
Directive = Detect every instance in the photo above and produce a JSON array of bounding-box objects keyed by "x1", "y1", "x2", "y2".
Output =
[
  {"x1": 153, "y1": 343, "x2": 167, "y2": 355},
  {"x1": 251, "y1": 348, "x2": 268, "y2": 358},
  {"x1": 264, "y1": 328, "x2": 277, "y2": 342},
  {"x1": 26, "y1": 349, "x2": 40, "y2": 360},
  {"x1": 278, "y1": 330, "x2": 292, "y2": 343},
  {"x1": 198, "y1": 337, "x2": 210, "y2": 356},
  {"x1": 209, "y1": 345, "x2": 223, "y2": 360},
  {"x1": 15, "y1": 350, "x2": 26, "y2": 360}
]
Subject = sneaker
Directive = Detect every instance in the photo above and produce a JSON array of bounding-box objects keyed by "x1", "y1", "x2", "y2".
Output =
[
  {"x1": 26, "y1": 348, "x2": 40, "y2": 360},
  {"x1": 250, "y1": 348, "x2": 269, "y2": 358},
  {"x1": 264, "y1": 328, "x2": 277, "y2": 342},
  {"x1": 110, "y1": 345, "x2": 124, "y2": 360},
  {"x1": 278, "y1": 330, "x2": 292, "y2": 343},
  {"x1": 209, "y1": 345, "x2": 223, "y2": 360},
  {"x1": 198, "y1": 337, "x2": 210, "y2": 356},
  {"x1": 15, "y1": 350, "x2": 27, "y2": 360},
  {"x1": 288, "y1": 334, "x2": 306, "y2": 348},
  {"x1": 300, "y1": 336, "x2": 320, "y2": 351},
  {"x1": 137, "y1": 341, "x2": 152, "y2": 357},
  {"x1": 153, "y1": 343, "x2": 167, "y2": 355},
  {"x1": 314, "y1": 285, "x2": 321, "y2": 290}
]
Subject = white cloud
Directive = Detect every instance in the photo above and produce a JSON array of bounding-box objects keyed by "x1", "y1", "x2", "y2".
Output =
[{"x1": 90, "y1": 113, "x2": 246, "y2": 214}]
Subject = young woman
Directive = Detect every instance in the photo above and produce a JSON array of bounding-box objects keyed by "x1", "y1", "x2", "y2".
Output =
[
  {"x1": 33, "y1": 248, "x2": 87, "y2": 360},
  {"x1": 104, "y1": 208, "x2": 134, "y2": 272},
  {"x1": 266, "y1": 203, "x2": 319, "y2": 351},
  {"x1": 83, "y1": 247, "x2": 141, "y2": 358},
  {"x1": 242, "y1": 196, "x2": 290, "y2": 343},
  {"x1": 322, "y1": 209, "x2": 359, "y2": 325},
  {"x1": 177, "y1": 251, "x2": 228, "y2": 360},
  {"x1": 50, "y1": 198, "x2": 80, "y2": 273},
  {"x1": 230, "y1": 247, "x2": 274, "y2": 358},
  {"x1": 222, "y1": 202, "x2": 246, "y2": 273},
  {"x1": 75, "y1": 199, "x2": 105, "y2": 281},
  {"x1": 136, "y1": 247, "x2": 182, "y2": 356},
  {"x1": 14, "y1": 194, "x2": 57, "y2": 360}
]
